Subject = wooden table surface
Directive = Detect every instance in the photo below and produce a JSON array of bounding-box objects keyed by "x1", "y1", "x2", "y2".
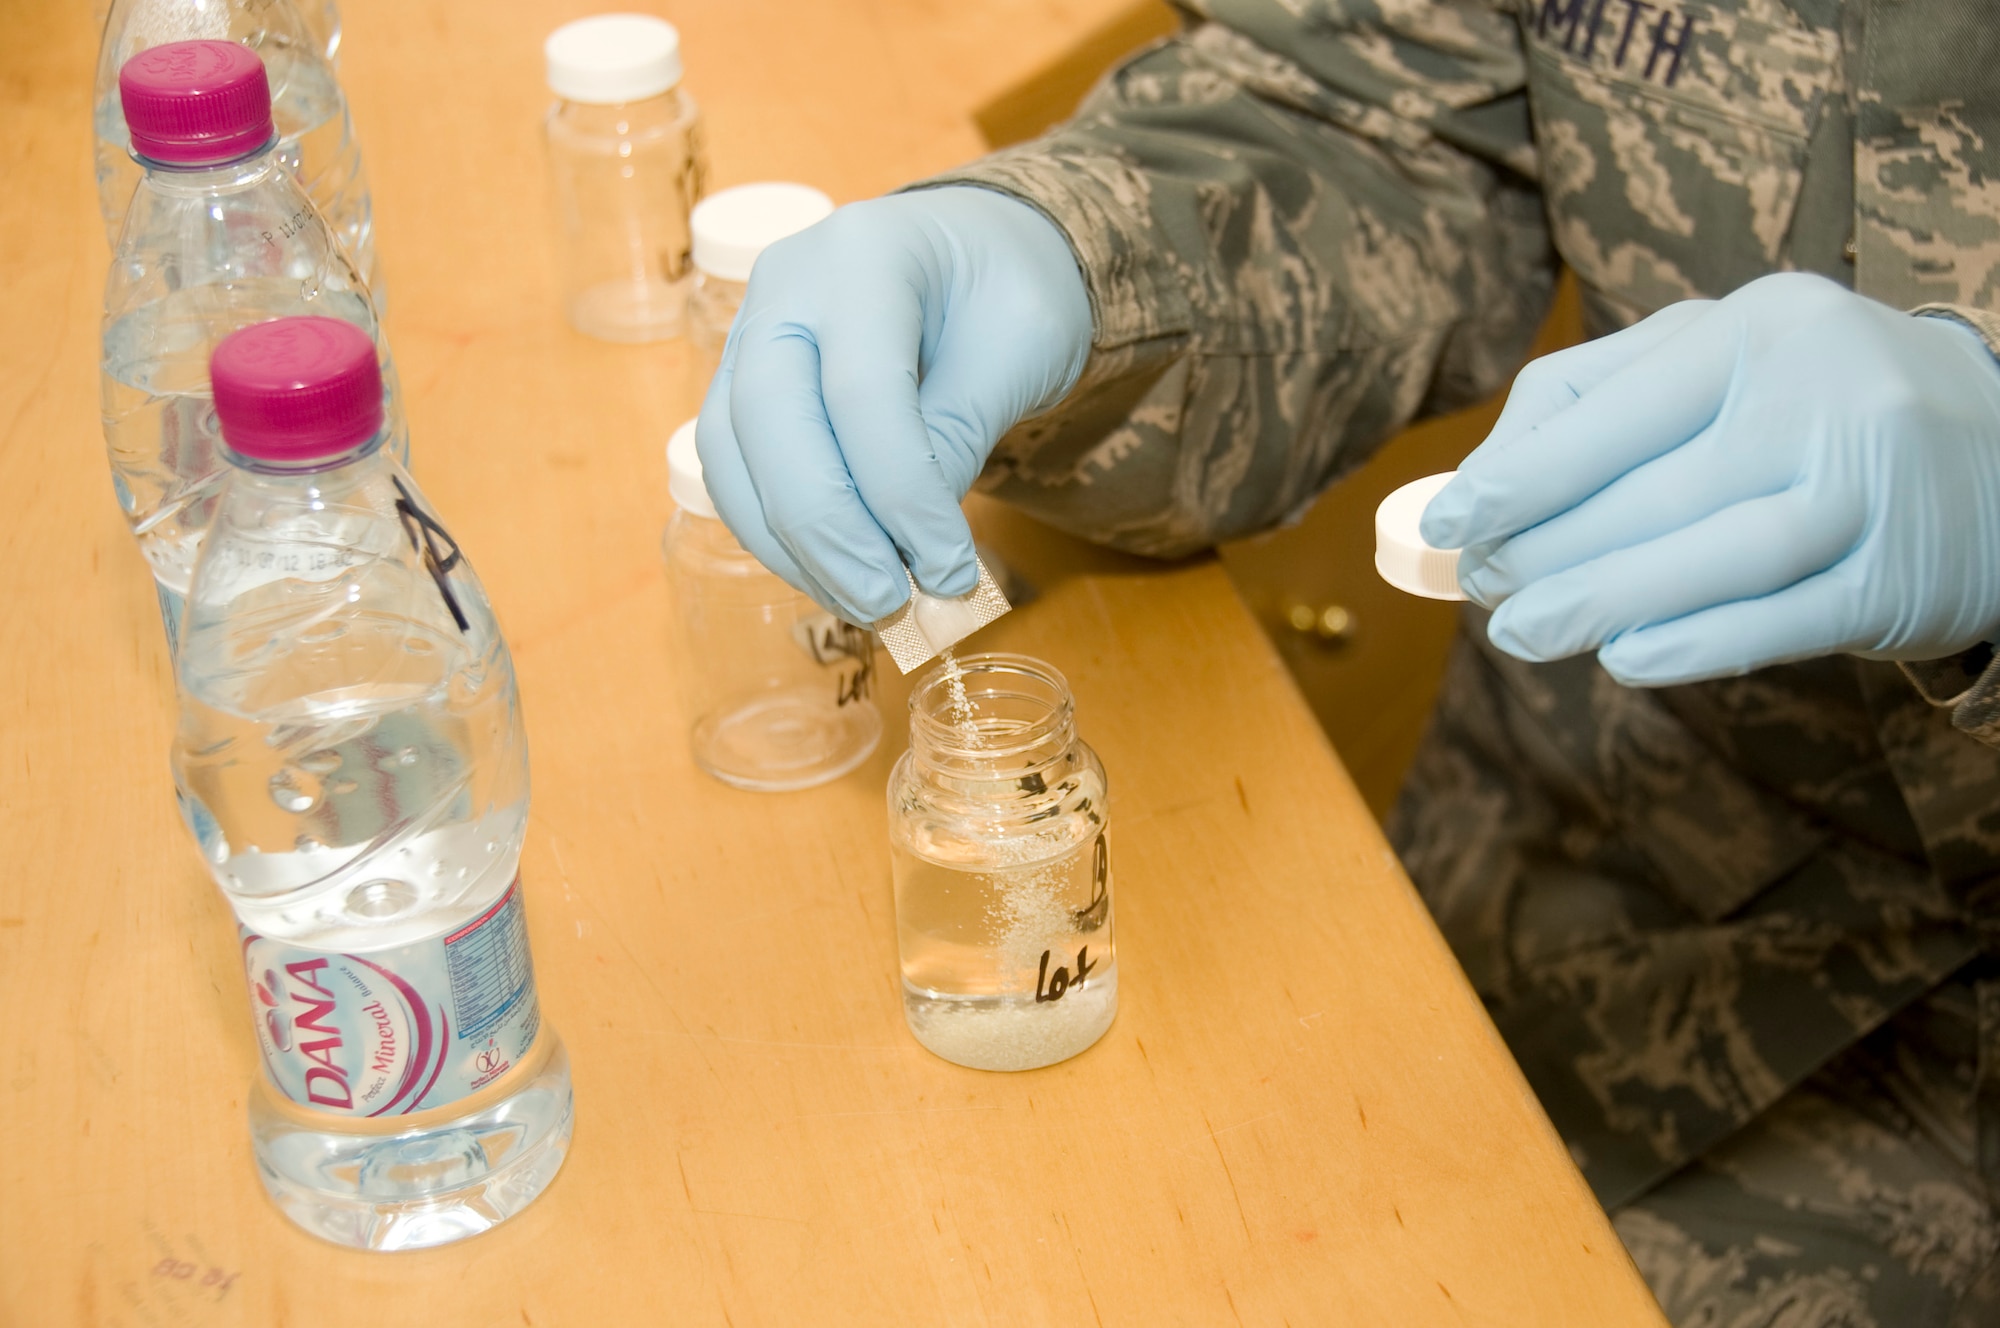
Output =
[{"x1": 0, "y1": 1, "x2": 1666, "y2": 1323}]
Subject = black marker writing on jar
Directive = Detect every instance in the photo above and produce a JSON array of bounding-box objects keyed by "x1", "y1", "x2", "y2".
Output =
[
  {"x1": 811, "y1": 621, "x2": 874, "y2": 708},
  {"x1": 1035, "y1": 945, "x2": 1095, "y2": 1003},
  {"x1": 1072, "y1": 834, "x2": 1109, "y2": 930}
]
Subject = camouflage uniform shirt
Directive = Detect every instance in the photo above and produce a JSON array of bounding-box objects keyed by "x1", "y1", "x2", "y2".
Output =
[{"x1": 922, "y1": 0, "x2": 2000, "y2": 1320}]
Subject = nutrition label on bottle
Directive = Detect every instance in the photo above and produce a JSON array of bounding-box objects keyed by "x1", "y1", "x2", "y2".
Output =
[
  {"x1": 241, "y1": 878, "x2": 543, "y2": 1117},
  {"x1": 445, "y1": 884, "x2": 535, "y2": 1043}
]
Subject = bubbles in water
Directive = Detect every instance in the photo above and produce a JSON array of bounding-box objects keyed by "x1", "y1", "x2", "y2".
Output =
[
  {"x1": 209, "y1": 835, "x2": 231, "y2": 865},
  {"x1": 344, "y1": 878, "x2": 417, "y2": 920},
  {"x1": 295, "y1": 836, "x2": 326, "y2": 854},
  {"x1": 300, "y1": 620, "x2": 346, "y2": 643},
  {"x1": 268, "y1": 769, "x2": 319, "y2": 813},
  {"x1": 328, "y1": 778, "x2": 359, "y2": 796},
  {"x1": 298, "y1": 750, "x2": 342, "y2": 774},
  {"x1": 404, "y1": 636, "x2": 436, "y2": 656},
  {"x1": 429, "y1": 860, "x2": 447, "y2": 877},
  {"x1": 376, "y1": 747, "x2": 420, "y2": 771}
]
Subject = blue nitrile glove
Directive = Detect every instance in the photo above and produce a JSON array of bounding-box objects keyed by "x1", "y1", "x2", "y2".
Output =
[
  {"x1": 1419, "y1": 272, "x2": 2000, "y2": 686},
  {"x1": 694, "y1": 186, "x2": 1092, "y2": 624}
]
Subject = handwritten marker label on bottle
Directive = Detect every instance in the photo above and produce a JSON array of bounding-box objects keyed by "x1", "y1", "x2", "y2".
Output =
[
  {"x1": 1034, "y1": 945, "x2": 1096, "y2": 1003},
  {"x1": 793, "y1": 612, "x2": 875, "y2": 708}
]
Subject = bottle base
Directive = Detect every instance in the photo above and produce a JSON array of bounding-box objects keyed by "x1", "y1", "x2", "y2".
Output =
[
  {"x1": 567, "y1": 278, "x2": 688, "y2": 343},
  {"x1": 695, "y1": 689, "x2": 881, "y2": 792},
  {"x1": 249, "y1": 1035, "x2": 574, "y2": 1250},
  {"x1": 902, "y1": 973, "x2": 1117, "y2": 1071}
]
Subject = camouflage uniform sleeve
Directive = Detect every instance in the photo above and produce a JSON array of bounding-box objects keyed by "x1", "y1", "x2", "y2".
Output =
[
  {"x1": 912, "y1": 0, "x2": 1554, "y2": 558},
  {"x1": 1901, "y1": 305, "x2": 2000, "y2": 749}
]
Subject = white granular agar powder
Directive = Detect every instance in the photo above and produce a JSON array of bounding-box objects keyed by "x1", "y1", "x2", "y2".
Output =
[
  {"x1": 937, "y1": 647, "x2": 981, "y2": 743},
  {"x1": 905, "y1": 974, "x2": 1118, "y2": 1073},
  {"x1": 988, "y1": 834, "x2": 1075, "y2": 975}
]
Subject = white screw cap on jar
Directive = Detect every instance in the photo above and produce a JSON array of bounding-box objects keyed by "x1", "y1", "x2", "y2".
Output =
[{"x1": 544, "y1": 13, "x2": 684, "y2": 103}]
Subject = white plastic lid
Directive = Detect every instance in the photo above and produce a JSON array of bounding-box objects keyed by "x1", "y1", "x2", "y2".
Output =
[
  {"x1": 1375, "y1": 472, "x2": 1466, "y2": 601},
  {"x1": 545, "y1": 15, "x2": 683, "y2": 104},
  {"x1": 666, "y1": 418, "x2": 717, "y2": 519},
  {"x1": 690, "y1": 183, "x2": 836, "y2": 282}
]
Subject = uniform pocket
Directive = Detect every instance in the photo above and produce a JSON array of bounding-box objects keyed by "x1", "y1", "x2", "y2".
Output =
[{"x1": 1522, "y1": 0, "x2": 1839, "y2": 315}]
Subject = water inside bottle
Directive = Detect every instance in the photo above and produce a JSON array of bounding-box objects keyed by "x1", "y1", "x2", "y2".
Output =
[{"x1": 175, "y1": 605, "x2": 525, "y2": 949}]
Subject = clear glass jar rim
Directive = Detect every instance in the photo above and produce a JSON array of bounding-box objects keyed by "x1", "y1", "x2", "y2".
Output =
[{"x1": 908, "y1": 651, "x2": 1074, "y2": 765}]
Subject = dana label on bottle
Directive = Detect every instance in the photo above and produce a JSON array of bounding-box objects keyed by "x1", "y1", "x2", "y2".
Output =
[{"x1": 241, "y1": 879, "x2": 542, "y2": 1117}]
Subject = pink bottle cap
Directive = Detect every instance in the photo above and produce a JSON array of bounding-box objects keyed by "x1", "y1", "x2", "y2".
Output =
[
  {"x1": 211, "y1": 318, "x2": 385, "y2": 463},
  {"x1": 119, "y1": 40, "x2": 275, "y2": 166}
]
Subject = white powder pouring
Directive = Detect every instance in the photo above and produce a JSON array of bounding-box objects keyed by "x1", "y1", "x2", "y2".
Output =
[{"x1": 874, "y1": 560, "x2": 1011, "y2": 674}]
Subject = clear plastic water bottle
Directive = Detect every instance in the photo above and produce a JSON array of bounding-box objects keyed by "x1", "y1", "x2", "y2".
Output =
[
  {"x1": 103, "y1": 40, "x2": 404, "y2": 650},
  {"x1": 175, "y1": 316, "x2": 572, "y2": 1251},
  {"x1": 94, "y1": 0, "x2": 378, "y2": 288}
]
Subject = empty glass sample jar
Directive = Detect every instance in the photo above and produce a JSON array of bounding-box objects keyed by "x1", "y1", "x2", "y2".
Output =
[
  {"x1": 663, "y1": 419, "x2": 881, "y2": 790},
  {"x1": 889, "y1": 653, "x2": 1116, "y2": 1071},
  {"x1": 688, "y1": 182, "x2": 834, "y2": 365},
  {"x1": 543, "y1": 14, "x2": 705, "y2": 343}
]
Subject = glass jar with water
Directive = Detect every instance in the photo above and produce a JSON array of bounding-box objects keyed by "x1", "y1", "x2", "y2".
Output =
[{"x1": 889, "y1": 653, "x2": 1116, "y2": 1070}]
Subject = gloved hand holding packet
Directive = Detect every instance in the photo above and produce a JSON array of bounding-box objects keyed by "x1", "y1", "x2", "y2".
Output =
[{"x1": 874, "y1": 559, "x2": 1012, "y2": 673}]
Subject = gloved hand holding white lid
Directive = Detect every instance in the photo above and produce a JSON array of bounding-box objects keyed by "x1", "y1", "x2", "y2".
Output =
[{"x1": 1375, "y1": 472, "x2": 1466, "y2": 601}]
